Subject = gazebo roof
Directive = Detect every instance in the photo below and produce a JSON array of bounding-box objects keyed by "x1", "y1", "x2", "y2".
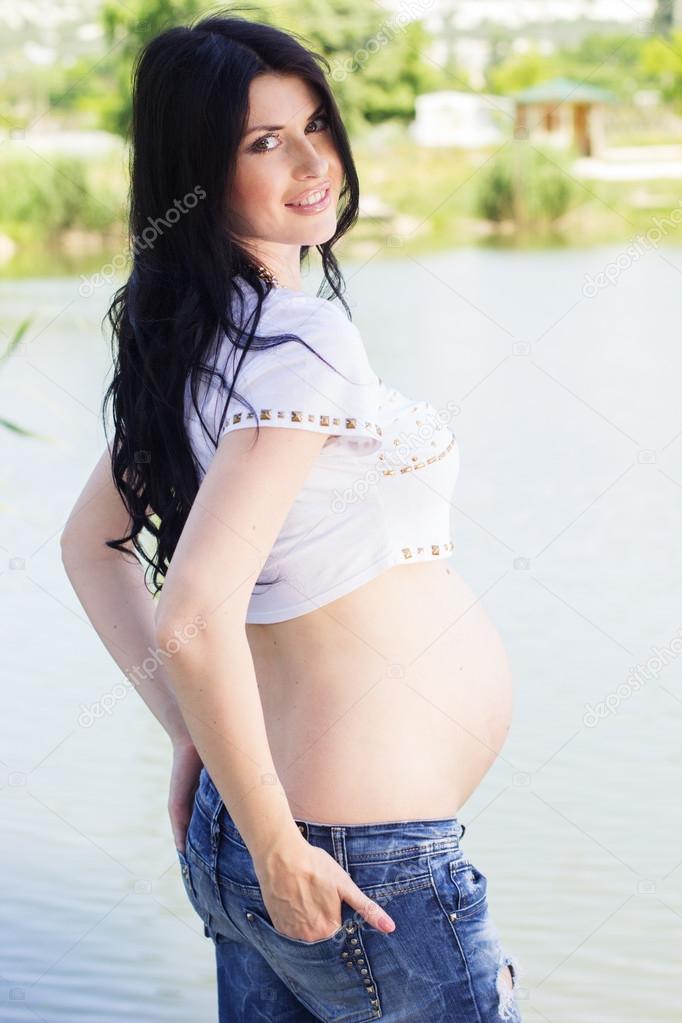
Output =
[{"x1": 512, "y1": 77, "x2": 618, "y2": 105}]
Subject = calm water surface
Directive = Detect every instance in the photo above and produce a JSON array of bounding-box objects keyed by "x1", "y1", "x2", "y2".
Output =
[{"x1": 1, "y1": 245, "x2": 681, "y2": 1021}]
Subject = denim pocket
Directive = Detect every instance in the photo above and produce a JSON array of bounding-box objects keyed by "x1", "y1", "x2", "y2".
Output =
[
  {"x1": 449, "y1": 858, "x2": 489, "y2": 921},
  {"x1": 241, "y1": 907, "x2": 381, "y2": 1023},
  {"x1": 246, "y1": 902, "x2": 347, "y2": 947},
  {"x1": 179, "y1": 845, "x2": 233, "y2": 942},
  {"x1": 214, "y1": 822, "x2": 263, "y2": 896}
]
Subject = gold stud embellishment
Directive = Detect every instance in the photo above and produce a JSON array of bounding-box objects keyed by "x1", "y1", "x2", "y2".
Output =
[
  {"x1": 381, "y1": 435, "x2": 456, "y2": 476},
  {"x1": 401, "y1": 541, "x2": 454, "y2": 560},
  {"x1": 227, "y1": 408, "x2": 382, "y2": 437}
]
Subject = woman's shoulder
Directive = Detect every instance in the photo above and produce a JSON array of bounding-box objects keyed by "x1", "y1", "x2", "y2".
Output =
[
  {"x1": 223, "y1": 279, "x2": 377, "y2": 399},
  {"x1": 229, "y1": 277, "x2": 366, "y2": 368},
  {"x1": 232, "y1": 275, "x2": 356, "y2": 328}
]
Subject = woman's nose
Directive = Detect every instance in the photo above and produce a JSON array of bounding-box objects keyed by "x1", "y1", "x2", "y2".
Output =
[{"x1": 292, "y1": 139, "x2": 330, "y2": 178}]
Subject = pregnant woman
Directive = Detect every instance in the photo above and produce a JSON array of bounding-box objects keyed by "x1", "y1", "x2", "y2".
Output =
[{"x1": 61, "y1": 12, "x2": 522, "y2": 1022}]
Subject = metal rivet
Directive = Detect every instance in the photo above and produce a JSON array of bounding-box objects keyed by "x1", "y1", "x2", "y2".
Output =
[
  {"x1": 449, "y1": 911, "x2": 457, "y2": 920},
  {"x1": 246, "y1": 911, "x2": 254, "y2": 921}
]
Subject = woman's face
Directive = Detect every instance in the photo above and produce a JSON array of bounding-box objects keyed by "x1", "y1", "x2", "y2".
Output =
[{"x1": 230, "y1": 73, "x2": 344, "y2": 267}]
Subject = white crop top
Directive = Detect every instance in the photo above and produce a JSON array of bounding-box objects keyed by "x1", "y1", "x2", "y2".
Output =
[{"x1": 184, "y1": 276, "x2": 460, "y2": 623}]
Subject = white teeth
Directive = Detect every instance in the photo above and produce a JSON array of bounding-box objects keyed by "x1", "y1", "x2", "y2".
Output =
[{"x1": 291, "y1": 188, "x2": 327, "y2": 207}]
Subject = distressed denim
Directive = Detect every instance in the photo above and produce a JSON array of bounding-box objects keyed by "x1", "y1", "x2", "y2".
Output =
[{"x1": 177, "y1": 767, "x2": 523, "y2": 1022}]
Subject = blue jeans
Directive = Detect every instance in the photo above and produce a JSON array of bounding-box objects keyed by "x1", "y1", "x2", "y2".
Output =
[{"x1": 177, "y1": 767, "x2": 523, "y2": 1022}]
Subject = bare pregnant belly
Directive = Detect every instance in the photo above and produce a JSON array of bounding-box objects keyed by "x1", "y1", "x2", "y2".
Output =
[{"x1": 246, "y1": 560, "x2": 515, "y2": 825}]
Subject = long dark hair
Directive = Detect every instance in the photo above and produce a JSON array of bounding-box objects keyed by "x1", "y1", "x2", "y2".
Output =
[{"x1": 101, "y1": 9, "x2": 360, "y2": 597}]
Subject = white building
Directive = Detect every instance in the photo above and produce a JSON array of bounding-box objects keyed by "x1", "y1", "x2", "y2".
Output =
[{"x1": 409, "y1": 90, "x2": 514, "y2": 148}]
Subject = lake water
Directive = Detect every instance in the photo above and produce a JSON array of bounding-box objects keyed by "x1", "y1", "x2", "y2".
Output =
[{"x1": 1, "y1": 244, "x2": 681, "y2": 1021}]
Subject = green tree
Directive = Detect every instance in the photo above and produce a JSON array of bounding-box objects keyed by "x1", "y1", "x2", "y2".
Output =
[
  {"x1": 475, "y1": 144, "x2": 576, "y2": 229},
  {"x1": 100, "y1": 0, "x2": 207, "y2": 136},
  {"x1": 99, "y1": 0, "x2": 444, "y2": 138},
  {"x1": 47, "y1": 53, "x2": 122, "y2": 128},
  {"x1": 487, "y1": 32, "x2": 651, "y2": 100},
  {"x1": 641, "y1": 29, "x2": 682, "y2": 109},
  {"x1": 487, "y1": 48, "x2": 555, "y2": 95},
  {"x1": 554, "y1": 32, "x2": 649, "y2": 99}
]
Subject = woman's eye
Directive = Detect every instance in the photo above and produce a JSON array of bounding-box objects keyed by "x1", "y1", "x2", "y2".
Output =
[
  {"x1": 250, "y1": 115, "x2": 328, "y2": 153},
  {"x1": 251, "y1": 134, "x2": 279, "y2": 153},
  {"x1": 306, "y1": 115, "x2": 329, "y2": 134}
]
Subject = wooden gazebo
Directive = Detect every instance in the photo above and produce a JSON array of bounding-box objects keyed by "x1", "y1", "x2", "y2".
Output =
[{"x1": 512, "y1": 77, "x2": 617, "y2": 157}]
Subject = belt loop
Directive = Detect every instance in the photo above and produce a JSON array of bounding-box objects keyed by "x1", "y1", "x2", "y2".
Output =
[
  {"x1": 331, "y1": 826, "x2": 348, "y2": 871},
  {"x1": 295, "y1": 818, "x2": 309, "y2": 841}
]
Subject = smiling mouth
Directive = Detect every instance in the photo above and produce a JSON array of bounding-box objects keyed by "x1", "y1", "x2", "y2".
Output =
[{"x1": 284, "y1": 186, "x2": 331, "y2": 208}]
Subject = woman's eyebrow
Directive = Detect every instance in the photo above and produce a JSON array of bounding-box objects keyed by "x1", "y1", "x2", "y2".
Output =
[{"x1": 244, "y1": 103, "x2": 325, "y2": 136}]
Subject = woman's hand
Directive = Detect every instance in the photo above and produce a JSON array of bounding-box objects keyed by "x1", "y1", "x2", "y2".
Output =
[
  {"x1": 254, "y1": 835, "x2": 396, "y2": 941},
  {"x1": 168, "y1": 741, "x2": 203, "y2": 854}
]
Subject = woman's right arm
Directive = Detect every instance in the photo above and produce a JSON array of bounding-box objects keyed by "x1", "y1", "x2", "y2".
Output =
[{"x1": 155, "y1": 424, "x2": 395, "y2": 940}]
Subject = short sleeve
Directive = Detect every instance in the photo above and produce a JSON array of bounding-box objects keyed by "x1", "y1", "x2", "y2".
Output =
[{"x1": 217, "y1": 295, "x2": 384, "y2": 453}]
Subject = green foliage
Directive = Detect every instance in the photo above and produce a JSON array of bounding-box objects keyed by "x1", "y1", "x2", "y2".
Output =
[
  {"x1": 475, "y1": 151, "x2": 516, "y2": 222},
  {"x1": 475, "y1": 144, "x2": 577, "y2": 228},
  {"x1": 487, "y1": 48, "x2": 555, "y2": 95},
  {"x1": 641, "y1": 30, "x2": 682, "y2": 110},
  {"x1": 482, "y1": 28, "x2": 682, "y2": 149},
  {"x1": 47, "y1": 52, "x2": 123, "y2": 128},
  {"x1": 555, "y1": 32, "x2": 651, "y2": 99},
  {"x1": 0, "y1": 154, "x2": 121, "y2": 236},
  {"x1": 99, "y1": 0, "x2": 208, "y2": 137},
  {"x1": 97, "y1": 0, "x2": 445, "y2": 138},
  {"x1": 487, "y1": 32, "x2": 652, "y2": 101},
  {"x1": 525, "y1": 151, "x2": 575, "y2": 222}
]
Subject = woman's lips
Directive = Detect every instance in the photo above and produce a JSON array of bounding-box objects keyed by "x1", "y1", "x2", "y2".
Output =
[{"x1": 284, "y1": 186, "x2": 331, "y2": 214}]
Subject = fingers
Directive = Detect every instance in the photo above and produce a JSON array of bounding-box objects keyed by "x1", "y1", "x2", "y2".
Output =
[
  {"x1": 343, "y1": 884, "x2": 395, "y2": 934},
  {"x1": 167, "y1": 803, "x2": 188, "y2": 856}
]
